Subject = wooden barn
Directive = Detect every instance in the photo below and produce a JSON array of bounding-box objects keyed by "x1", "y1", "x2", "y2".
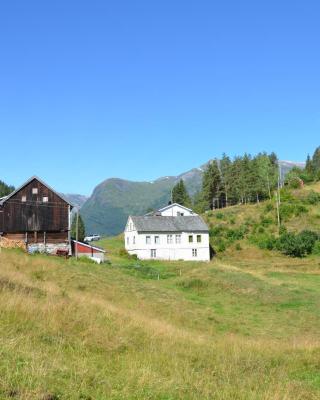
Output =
[{"x1": 0, "y1": 176, "x2": 73, "y2": 254}]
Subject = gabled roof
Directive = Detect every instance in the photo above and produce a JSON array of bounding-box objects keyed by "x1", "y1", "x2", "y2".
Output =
[
  {"x1": 158, "y1": 203, "x2": 194, "y2": 213},
  {"x1": 0, "y1": 176, "x2": 74, "y2": 207},
  {"x1": 130, "y1": 215, "x2": 209, "y2": 233}
]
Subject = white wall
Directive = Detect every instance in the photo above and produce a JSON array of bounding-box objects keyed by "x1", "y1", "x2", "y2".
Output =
[
  {"x1": 124, "y1": 218, "x2": 210, "y2": 261},
  {"x1": 159, "y1": 204, "x2": 196, "y2": 217}
]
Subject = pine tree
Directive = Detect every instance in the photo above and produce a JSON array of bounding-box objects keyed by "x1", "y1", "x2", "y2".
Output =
[
  {"x1": 201, "y1": 160, "x2": 222, "y2": 210},
  {"x1": 311, "y1": 147, "x2": 320, "y2": 177},
  {"x1": 305, "y1": 154, "x2": 314, "y2": 175},
  {"x1": 220, "y1": 153, "x2": 232, "y2": 206},
  {"x1": 0, "y1": 180, "x2": 14, "y2": 198},
  {"x1": 171, "y1": 179, "x2": 191, "y2": 207},
  {"x1": 71, "y1": 214, "x2": 86, "y2": 242}
]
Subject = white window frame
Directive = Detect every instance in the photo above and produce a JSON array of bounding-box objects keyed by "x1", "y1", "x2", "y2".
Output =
[
  {"x1": 127, "y1": 237, "x2": 129, "y2": 245},
  {"x1": 197, "y1": 235, "x2": 202, "y2": 243},
  {"x1": 32, "y1": 188, "x2": 38, "y2": 195},
  {"x1": 21, "y1": 195, "x2": 27, "y2": 202},
  {"x1": 167, "y1": 234, "x2": 173, "y2": 244},
  {"x1": 155, "y1": 236, "x2": 160, "y2": 244},
  {"x1": 43, "y1": 196, "x2": 49, "y2": 203},
  {"x1": 192, "y1": 248, "x2": 197, "y2": 257},
  {"x1": 151, "y1": 249, "x2": 156, "y2": 258},
  {"x1": 189, "y1": 235, "x2": 193, "y2": 243},
  {"x1": 175, "y1": 234, "x2": 181, "y2": 244},
  {"x1": 146, "y1": 236, "x2": 151, "y2": 245},
  {"x1": 133, "y1": 236, "x2": 136, "y2": 245}
]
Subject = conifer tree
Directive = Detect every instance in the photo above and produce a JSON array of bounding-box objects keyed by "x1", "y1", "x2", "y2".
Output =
[
  {"x1": 0, "y1": 180, "x2": 14, "y2": 198},
  {"x1": 71, "y1": 214, "x2": 86, "y2": 242},
  {"x1": 171, "y1": 179, "x2": 191, "y2": 207},
  {"x1": 201, "y1": 160, "x2": 222, "y2": 209}
]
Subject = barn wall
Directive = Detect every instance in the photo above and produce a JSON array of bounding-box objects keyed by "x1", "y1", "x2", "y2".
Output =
[{"x1": 0, "y1": 178, "x2": 69, "y2": 233}]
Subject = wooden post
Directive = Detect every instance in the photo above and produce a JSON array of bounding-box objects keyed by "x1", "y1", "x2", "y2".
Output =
[{"x1": 76, "y1": 209, "x2": 79, "y2": 260}]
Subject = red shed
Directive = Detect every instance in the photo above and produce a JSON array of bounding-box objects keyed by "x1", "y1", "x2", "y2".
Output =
[{"x1": 72, "y1": 240, "x2": 106, "y2": 263}]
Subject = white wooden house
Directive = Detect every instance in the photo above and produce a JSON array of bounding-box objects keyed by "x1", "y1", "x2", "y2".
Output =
[{"x1": 124, "y1": 204, "x2": 210, "y2": 261}]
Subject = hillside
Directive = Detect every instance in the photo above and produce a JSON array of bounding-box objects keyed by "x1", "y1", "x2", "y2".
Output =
[
  {"x1": 201, "y1": 181, "x2": 320, "y2": 257},
  {"x1": 1, "y1": 225, "x2": 320, "y2": 398},
  {"x1": 81, "y1": 160, "x2": 303, "y2": 236}
]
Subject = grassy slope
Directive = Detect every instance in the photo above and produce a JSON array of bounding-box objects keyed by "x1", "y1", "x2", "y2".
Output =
[
  {"x1": 0, "y1": 185, "x2": 320, "y2": 399},
  {"x1": 1, "y1": 235, "x2": 320, "y2": 399}
]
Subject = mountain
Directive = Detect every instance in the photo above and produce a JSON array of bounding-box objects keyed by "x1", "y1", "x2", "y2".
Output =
[
  {"x1": 81, "y1": 160, "x2": 305, "y2": 236},
  {"x1": 63, "y1": 194, "x2": 89, "y2": 209}
]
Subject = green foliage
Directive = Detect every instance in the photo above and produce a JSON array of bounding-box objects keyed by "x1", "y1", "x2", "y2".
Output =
[
  {"x1": 201, "y1": 159, "x2": 223, "y2": 210},
  {"x1": 171, "y1": 179, "x2": 191, "y2": 207},
  {"x1": 71, "y1": 214, "x2": 86, "y2": 242},
  {"x1": 277, "y1": 230, "x2": 319, "y2": 257},
  {"x1": 304, "y1": 190, "x2": 320, "y2": 205},
  {"x1": 279, "y1": 203, "x2": 308, "y2": 221},
  {"x1": 0, "y1": 180, "x2": 14, "y2": 198}
]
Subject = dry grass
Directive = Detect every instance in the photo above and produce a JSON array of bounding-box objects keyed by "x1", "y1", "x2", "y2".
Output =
[{"x1": 0, "y1": 247, "x2": 319, "y2": 399}]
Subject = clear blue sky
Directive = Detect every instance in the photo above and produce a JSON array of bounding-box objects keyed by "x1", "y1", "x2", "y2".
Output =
[{"x1": 1, "y1": 1, "x2": 319, "y2": 195}]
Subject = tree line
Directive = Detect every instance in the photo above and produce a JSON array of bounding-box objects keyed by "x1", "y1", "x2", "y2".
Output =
[
  {"x1": 172, "y1": 152, "x2": 279, "y2": 212},
  {"x1": 285, "y1": 146, "x2": 320, "y2": 187},
  {"x1": 0, "y1": 180, "x2": 15, "y2": 198}
]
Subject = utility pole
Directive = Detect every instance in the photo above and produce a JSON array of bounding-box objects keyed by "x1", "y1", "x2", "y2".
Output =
[{"x1": 75, "y1": 208, "x2": 79, "y2": 260}]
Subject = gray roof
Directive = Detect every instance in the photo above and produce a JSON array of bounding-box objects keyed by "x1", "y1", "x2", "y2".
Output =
[{"x1": 130, "y1": 215, "x2": 209, "y2": 233}]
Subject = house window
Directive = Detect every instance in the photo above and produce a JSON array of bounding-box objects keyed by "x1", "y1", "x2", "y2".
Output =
[
  {"x1": 167, "y1": 234, "x2": 173, "y2": 244},
  {"x1": 133, "y1": 236, "x2": 136, "y2": 245},
  {"x1": 192, "y1": 249, "x2": 197, "y2": 257},
  {"x1": 155, "y1": 236, "x2": 160, "y2": 244},
  {"x1": 43, "y1": 196, "x2": 49, "y2": 203},
  {"x1": 197, "y1": 235, "x2": 202, "y2": 243},
  {"x1": 189, "y1": 235, "x2": 193, "y2": 243},
  {"x1": 21, "y1": 196, "x2": 26, "y2": 202},
  {"x1": 175, "y1": 234, "x2": 181, "y2": 244},
  {"x1": 146, "y1": 236, "x2": 151, "y2": 244},
  {"x1": 177, "y1": 212, "x2": 184, "y2": 216},
  {"x1": 127, "y1": 237, "x2": 129, "y2": 245},
  {"x1": 151, "y1": 249, "x2": 156, "y2": 258},
  {"x1": 32, "y1": 188, "x2": 38, "y2": 195}
]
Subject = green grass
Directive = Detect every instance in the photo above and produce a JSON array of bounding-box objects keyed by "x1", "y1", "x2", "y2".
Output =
[{"x1": 1, "y1": 236, "x2": 320, "y2": 398}]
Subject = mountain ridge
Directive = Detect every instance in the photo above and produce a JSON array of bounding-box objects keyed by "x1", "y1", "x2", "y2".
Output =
[{"x1": 80, "y1": 160, "x2": 305, "y2": 236}]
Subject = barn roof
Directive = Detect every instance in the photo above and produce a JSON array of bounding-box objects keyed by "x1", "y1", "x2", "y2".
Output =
[
  {"x1": 130, "y1": 215, "x2": 209, "y2": 233},
  {"x1": 0, "y1": 176, "x2": 74, "y2": 207}
]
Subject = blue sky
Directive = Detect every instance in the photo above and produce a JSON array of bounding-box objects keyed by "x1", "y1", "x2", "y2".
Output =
[{"x1": 0, "y1": 1, "x2": 319, "y2": 195}]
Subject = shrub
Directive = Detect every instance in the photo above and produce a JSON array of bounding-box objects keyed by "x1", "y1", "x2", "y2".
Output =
[
  {"x1": 260, "y1": 216, "x2": 273, "y2": 226},
  {"x1": 225, "y1": 227, "x2": 245, "y2": 241},
  {"x1": 312, "y1": 241, "x2": 320, "y2": 255},
  {"x1": 119, "y1": 249, "x2": 138, "y2": 259},
  {"x1": 277, "y1": 230, "x2": 319, "y2": 257},
  {"x1": 249, "y1": 233, "x2": 277, "y2": 250},
  {"x1": 264, "y1": 203, "x2": 274, "y2": 213},
  {"x1": 215, "y1": 212, "x2": 225, "y2": 220},
  {"x1": 305, "y1": 190, "x2": 320, "y2": 205},
  {"x1": 280, "y1": 203, "x2": 308, "y2": 221},
  {"x1": 235, "y1": 243, "x2": 242, "y2": 251}
]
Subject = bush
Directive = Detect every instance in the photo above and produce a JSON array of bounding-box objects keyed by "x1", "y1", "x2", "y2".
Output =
[
  {"x1": 118, "y1": 249, "x2": 138, "y2": 259},
  {"x1": 312, "y1": 241, "x2": 320, "y2": 255},
  {"x1": 215, "y1": 212, "x2": 225, "y2": 220},
  {"x1": 277, "y1": 230, "x2": 319, "y2": 257},
  {"x1": 249, "y1": 233, "x2": 277, "y2": 250},
  {"x1": 280, "y1": 203, "x2": 308, "y2": 221},
  {"x1": 305, "y1": 190, "x2": 320, "y2": 205},
  {"x1": 264, "y1": 203, "x2": 274, "y2": 213},
  {"x1": 260, "y1": 216, "x2": 273, "y2": 226}
]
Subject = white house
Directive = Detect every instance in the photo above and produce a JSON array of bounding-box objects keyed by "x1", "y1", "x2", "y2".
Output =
[{"x1": 124, "y1": 203, "x2": 210, "y2": 261}]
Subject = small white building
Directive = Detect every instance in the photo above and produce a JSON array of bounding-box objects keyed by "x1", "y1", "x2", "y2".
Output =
[{"x1": 124, "y1": 203, "x2": 210, "y2": 261}]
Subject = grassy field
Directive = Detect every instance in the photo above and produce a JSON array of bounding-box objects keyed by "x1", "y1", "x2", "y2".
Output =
[{"x1": 0, "y1": 234, "x2": 320, "y2": 399}]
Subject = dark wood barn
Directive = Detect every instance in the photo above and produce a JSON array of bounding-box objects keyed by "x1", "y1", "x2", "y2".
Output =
[{"x1": 0, "y1": 176, "x2": 73, "y2": 248}]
